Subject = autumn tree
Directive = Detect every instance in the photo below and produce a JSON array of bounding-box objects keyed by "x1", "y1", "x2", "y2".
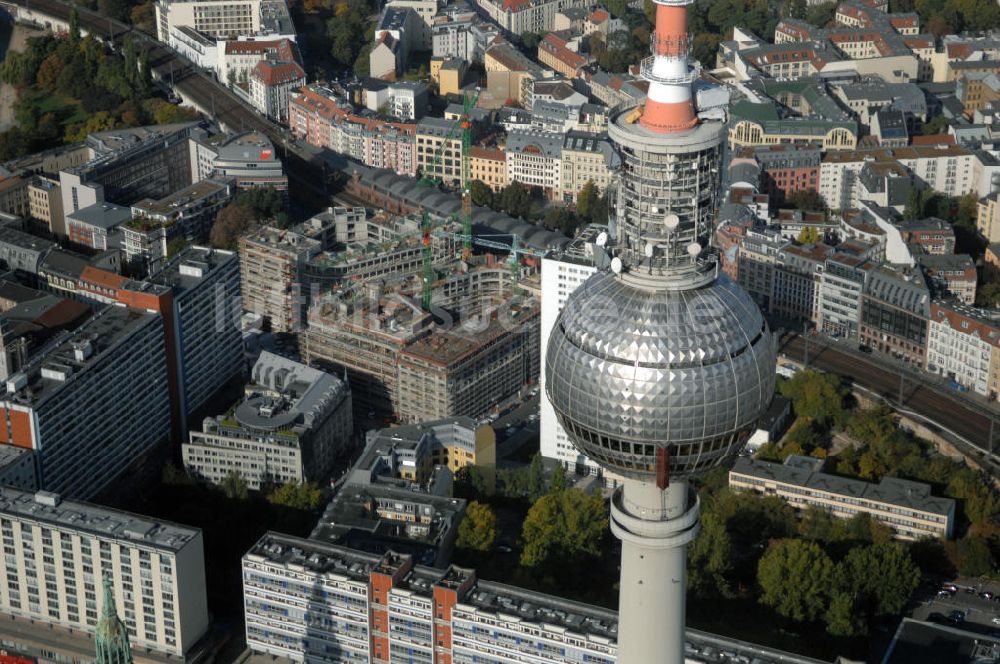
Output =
[
  {"x1": 222, "y1": 471, "x2": 249, "y2": 500},
  {"x1": 520, "y1": 488, "x2": 606, "y2": 568},
  {"x1": 210, "y1": 204, "x2": 258, "y2": 249},
  {"x1": 266, "y1": 482, "x2": 323, "y2": 511},
  {"x1": 456, "y1": 501, "x2": 498, "y2": 551},
  {"x1": 797, "y1": 226, "x2": 821, "y2": 244},
  {"x1": 778, "y1": 369, "x2": 849, "y2": 428}
]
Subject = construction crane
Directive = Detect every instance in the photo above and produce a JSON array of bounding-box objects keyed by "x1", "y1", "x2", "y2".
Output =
[
  {"x1": 432, "y1": 231, "x2": 545, "y2": 286},
  {"x1": 415, "y1": 89, "x2": 480, "y2": 311}
]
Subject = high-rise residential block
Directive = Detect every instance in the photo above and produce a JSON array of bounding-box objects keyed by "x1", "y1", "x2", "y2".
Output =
[{"x1": 0, "y1": 487, "x2": 208, "y2": 658}]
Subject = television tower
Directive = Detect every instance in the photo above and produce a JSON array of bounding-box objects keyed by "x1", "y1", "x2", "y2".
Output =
[{"x1": 544, "y1": 0, "x2": 776, "y2": 661}]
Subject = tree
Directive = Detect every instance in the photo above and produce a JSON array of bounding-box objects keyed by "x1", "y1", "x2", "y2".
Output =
[
  {"x1": 454, "y1": 465, "x2": 493, "y2": 499},
  {"x1": 527, "y1": 453, "x2": 545, "y2": 502},
  {"x1": 825, "y1": 592, "x2": 866, "y2": 637},
  {"x1": 221, "y1": 471, "x2": 249, "y2": 500},
  {"x1": 785, "y1": 190, "x2": 826, "y2": 212},
  {"x1": 797, "y1": 226, "x2": 821, "y2": 244},
  {"x1": 577, "y1": 180, "x2": 600, "y2": 222},
  {"x1": 757, "y1": 539, "x2": 834, "y2": 622},
  {"x1": 550, "y1": 464, "x2": 567, "y2": 493},
  {"x1": 836, "y1": 543, "x2": 920, "y2": 617},
  {"x1": 266, "y1": 482, "x2": 323, "y2": 511},
  {"x1": 957, "y1": 535, "x2": 995, "y2": 576},
  {"x1": 977, "y1": 280, "x2": 1000, "y2": 307},
  {"x1": 605, "y1": 0, "x2": 629, "y2": 17},
  {"x1": 130, "y1": 1, "x2": 156, "y2": 33},
  {"x1": 688, "y1": 511, "x2": 733, "y2": 597},
  {"x1": 456, "y1": 501, "x2": 498, "y2": 551},
  {"x1": 520, "y1": 489, "x2": 607, "y2": 567},
  {"x1": 499, "y1": 181, "x2": 531, "y2": 218},
  {"x1": 691, "y1": 33, "x2": 722, "y2": 68},
  {"x1": 69, "y1": 8, "x2": 81, "y2": 43},
  {"x1": 35, "y1": 53, "x2": 64, "y2": 90},
  {"x1": 210, "y1": 204, "x2": 258, "y2": 249},
  {"x1": 805, "y1": 0, "x2": 837, "y2": 26},
  {"x1": 470, "y1": 179, "x2": 493, "y2": 208},
  {"x1": 778, "y1": 370, "x2": 849, "y2": 428},
  {"x1": 521, "y1": 31, "x2": 548, "y2": 49},
  {"x1": 922, "y1": 114, "x2": 950, "y2": 135}
]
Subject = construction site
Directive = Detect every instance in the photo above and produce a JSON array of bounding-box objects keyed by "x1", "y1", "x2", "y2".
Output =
[{"x1": 239, "y1": 93, "x2": 549, "y2": 425}]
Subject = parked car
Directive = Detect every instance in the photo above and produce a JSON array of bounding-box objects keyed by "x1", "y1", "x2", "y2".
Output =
[
  {"x1": 942, "y1": 583, "x2": 958, "y2": 593},
  {"x1": 949, "y1": 610, "x2": 966, "y2": 623},
  {"x1": 938, "y1": 590, "x2": 953, "y2": 597},
  {"x1": 982, "y1": 592, "x2": 994, "y2": 600}
]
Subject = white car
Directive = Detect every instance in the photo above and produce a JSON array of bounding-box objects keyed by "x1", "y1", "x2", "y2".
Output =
[{"x1": 992, "y1": 617, "x2": 1000, "y2": 625}]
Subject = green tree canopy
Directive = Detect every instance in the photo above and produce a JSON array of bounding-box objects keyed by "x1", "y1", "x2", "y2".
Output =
[
  {"x1": 500, "y1": 181, "x2": 532, "y2": 218},
  {"x1": 470, "y1": 179, "x2": 494, "y2": 208},
  {"x1": 778, "y1": 370, "x2": 849, "y2": 428},
  {"x1": 266, "y1": 482, "x2": 323, "y2": 511},
  {"x1": 520, "y1": 488, "x2": 607, "y2": 568},
  {"x1": 757, "y1": 539, "x2": 834, "y2": 622},
  {"x1": 688, "y1": 511, "x2": 734, "y2": 598},
  {"x1": 456, "y1": 501, "x2": 498, "y2": 552}
]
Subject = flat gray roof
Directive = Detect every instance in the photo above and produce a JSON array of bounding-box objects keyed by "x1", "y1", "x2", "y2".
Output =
[
  {"x1": 731, "y1": 456, "x2": 955, "y2": 515},
  {"x1": 0, "y1": 485, "x2": 199, "y2": 551}
]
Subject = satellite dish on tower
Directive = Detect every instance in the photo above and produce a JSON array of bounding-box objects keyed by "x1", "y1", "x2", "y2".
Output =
[
  {"x1": 687, "y1": 242, "x2": 702, "y2": 259},
  {"x1": 611, "y1": 257, "x2": 623, "y2": 274},
  {"x1": 596, "y1": 232, "x2": 608, "y2": 247},
  {"x1": 664, "y1": 214, "x2": 680, "y2": 231},
  {"x1": 644, "y1": 243, "x2": 655, "y2": 258}
]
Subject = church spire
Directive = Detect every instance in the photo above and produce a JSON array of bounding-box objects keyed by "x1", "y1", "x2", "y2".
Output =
[{"x1": 95, "y1": 576, "x2": 133, "y2": 664}]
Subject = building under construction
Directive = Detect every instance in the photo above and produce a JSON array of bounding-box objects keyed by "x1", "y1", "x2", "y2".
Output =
[
  {"x1": 238, "y1": 207, "x2": 461, "y2": 331},
  {"x1": 301, "y1": 259, "x2": 539, "y2": 424}
]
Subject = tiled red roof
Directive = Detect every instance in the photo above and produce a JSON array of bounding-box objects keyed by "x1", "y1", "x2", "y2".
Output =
[
  {"x1": 587, "y1": 9, "x2": 609, "y2": 22},
  {"x1": 80, "y1": 265, "x2": 127, "y2": 291},
  {"x1": 225, "y1": 38, "x2": 297, "y2": 63},
  {"x1": 538, "y1": 33, "x2": 587, "y2": 71},
  {"x1": 253, "y1": 60, "x2": 306, "y2": 87}
]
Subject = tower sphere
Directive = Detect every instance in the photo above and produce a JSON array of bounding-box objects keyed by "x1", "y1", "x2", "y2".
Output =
[{"x1": 545, "y1": 266, "x2": 776, "y2": 480}]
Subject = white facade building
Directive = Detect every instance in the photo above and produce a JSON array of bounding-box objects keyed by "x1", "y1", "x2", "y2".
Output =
[
  {"x1": 0, "y1": 486, "x2": 208, "y2": 657},
  {"x1": 926, "y1": 301, "x2": 1000, "y2": 397},
  {"x1": 539, "y1": 226, "x2": 626, "y2": 486},
  {"x1": 249, "y1": 59, "x2": 306, "y2": 123}
]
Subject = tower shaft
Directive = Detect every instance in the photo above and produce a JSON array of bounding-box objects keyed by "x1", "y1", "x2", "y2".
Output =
[{"x1": 611, "y1": 479, "x2": 699, "y2": 664}]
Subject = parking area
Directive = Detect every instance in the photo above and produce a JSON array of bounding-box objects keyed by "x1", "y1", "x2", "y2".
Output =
[{"x1": 912, "y1": 579, "x2": 1000, "y2": 634}]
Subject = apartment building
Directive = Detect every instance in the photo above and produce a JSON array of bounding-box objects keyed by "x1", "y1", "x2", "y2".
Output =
[
  {"x1": 858, "y1": 267, "x2": 931, "y2": 365},
  {"x1": 65, "y1": 203, "x2": 132, "y2": 251},
  {"x1": 361, "y1": 417, "x2": 495, "y2": 486},
  {"x1": 415, "y1": 117, "x2": 463, "y2": 185},
  {"x1": 537, "y1": 32, "x2": 589, "y2": 79},
  {"x1": 27, "y1": 176, "x2": 64, "y2": 237},
  {"x1": 484, "y1": 42, "x2": 548, "y2": 109},
  {"x1": 772, "y1": 242, "x2": 831, "y2": 323},
  {"x1": 473, "y1": 0, "x2": 589, "y2": 35},
  {"x1": 0, "y1": 177, "x2": 28, "y2": 220},
  {"x1": 128, "y1": 179, "x2": 233, "y2": 273},
  {"x1": 219, "y1": 38, "x2": 298, "y2": 85},
  {"x1": 819, "y1": 252, "x2": 874, "y2": 338},
  {"x1": 730, "y1": 455, "x2": 955, "y2": 540},
  {"x1": 150, "y1": 247, "x2": 245, "y2": 437},
  {"x1": 820, "y1": 145, "x2": 976, "y2": 212},
  {"x1": 431, "y1": 10, "x2": 477, "y2": 62},
  {"x1": 249, "y1": 58, "x2": 306, "y2": 123},
  {"x1": 469, "y1": 147, "x2": 506, "y2": 193},
  {"x1": 155, "y1": 0, "x2": 293, "y2": 42},
  {"x1": 926, "y1": 301, "x2": 1000, "y2": 398},
  {"x1": 289, "y1": 86, "x2": 417, "y2": 177},
  {"x1": 750, "y1": 144, "x2": 821, "y2": 205},
  {"x1": 738, "y1": 228, "x2": 786, "y2": 312},
  {"x1": 918, "y1": 253, "x2": 977, "y2": 304},
  {"x1": 0, "y1": 307, "x2": 170, "y2": 499},
  {"x1": 184, "y1": 352, "x2": 352, "y2": 489},
  {"x1": 243, "y1": 533, "x2": 825, "y2": 664},
  {"x1": 0, "y1": 487, "x2": 208, "y2": 657},
  {"x1": 505, "y1": 130, "x2": 562, "y2": 198},
  {"x1": 558, "y1": 132, "x2": 616, "y2": 203},
  {"x1": 239, "y1": 226, "x2": 321, "y2": 332},
  {"x1": 978, "y1": 190, "x2": 1000, "y2": 242}
]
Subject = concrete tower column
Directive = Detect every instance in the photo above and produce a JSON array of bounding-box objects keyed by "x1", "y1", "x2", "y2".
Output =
[{"x1": 610, "y1": 479, "x2": 700, "y2": 664}]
